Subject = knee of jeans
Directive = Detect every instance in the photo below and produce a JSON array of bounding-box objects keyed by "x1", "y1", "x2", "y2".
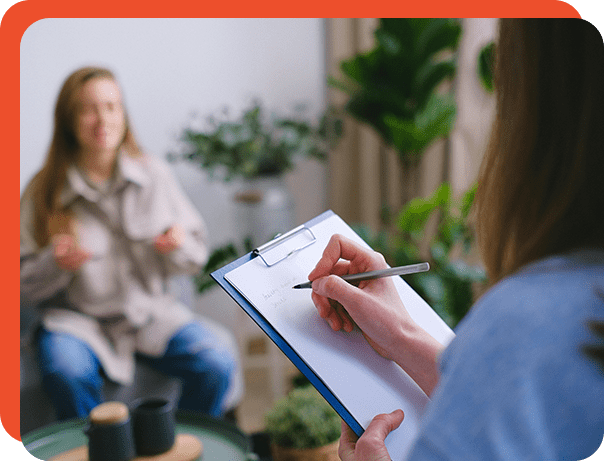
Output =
[
  {"x1": 196, "y1": 348, "x2": 236, "y2": 384},
  {"x1": 212, "y1": 349, "x2": 236, "y2": 383},
  {"x1": 41, "y1": 358, "x2": 100, "y2": 386}
]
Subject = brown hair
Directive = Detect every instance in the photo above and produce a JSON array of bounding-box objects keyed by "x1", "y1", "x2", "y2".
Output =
[
  {"x1": 28, "y1": 66, "x2": 142, "y2": 247},
  {"x1": 475, "y1": 19, "x2": 604, "y2": 284}
]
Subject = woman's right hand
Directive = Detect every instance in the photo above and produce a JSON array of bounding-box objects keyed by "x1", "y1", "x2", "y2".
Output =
[
  {"x1": 308, "y1": 234, "x2": 414, "y2": 362},
  {"x1": 52, "y1": 233, "x2": 91, "y2": 271},
  {"x1": 308, "y1": 234, "x2": 443, "y2": 395}
]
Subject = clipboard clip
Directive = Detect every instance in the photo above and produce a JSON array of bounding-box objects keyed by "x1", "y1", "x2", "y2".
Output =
[{"x1": 253, "y1": 224, "x2": 317, "y2": 267}]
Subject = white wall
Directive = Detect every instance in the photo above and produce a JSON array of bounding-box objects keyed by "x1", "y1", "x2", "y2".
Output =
[
  {"x1": 450, "y1": 18, "x2": 498, "y2": 194},
  {"x1": 20, "y1": 18, "x2": 328, "y2": 249}
]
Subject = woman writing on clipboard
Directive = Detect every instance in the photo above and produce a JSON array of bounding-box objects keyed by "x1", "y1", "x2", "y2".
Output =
[
  {"x1": 20, "y1": 67, "x2": 235, "y2": 420},
  {"x1": 309, "y1": 19, "x2": 604, "y2": 460}
]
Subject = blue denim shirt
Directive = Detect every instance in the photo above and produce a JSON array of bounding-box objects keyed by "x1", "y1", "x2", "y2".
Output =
[{"x1": 407, "y1": 250, "x2": 604, "y2": 461}]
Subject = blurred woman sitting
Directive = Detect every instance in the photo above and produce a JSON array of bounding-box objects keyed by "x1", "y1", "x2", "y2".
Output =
[{"x1": 20, "y1": 66, "x2": 235, "y2": 419}]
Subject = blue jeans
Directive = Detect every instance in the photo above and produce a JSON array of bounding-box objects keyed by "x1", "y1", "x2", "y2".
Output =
[{"x1": 36, "y1": 322, "x2": 235, "y2": 420}]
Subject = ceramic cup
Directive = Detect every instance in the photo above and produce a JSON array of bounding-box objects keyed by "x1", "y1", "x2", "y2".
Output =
[
  {"x1": 84, "y1": 401, "x2": 136, "y2": 461},
  {"x1": 131, "y1": 397, "x2": 176, "y2": 456}
]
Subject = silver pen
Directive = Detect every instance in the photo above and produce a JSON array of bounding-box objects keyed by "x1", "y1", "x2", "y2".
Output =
[{"x1": 293, "y1": 262, "x2": 430, "y2": 289}]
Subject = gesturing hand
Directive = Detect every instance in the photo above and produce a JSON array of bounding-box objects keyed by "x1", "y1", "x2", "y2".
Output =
[
  {"x1": 52, "y1": 233, "x2": 91, "y2": 271},
  {"x1": 339, "y1": 410, "x2": 404, "y2": 461},
  {"x1": 154, "y1": 225, "x2": 184, "y2": 255}
]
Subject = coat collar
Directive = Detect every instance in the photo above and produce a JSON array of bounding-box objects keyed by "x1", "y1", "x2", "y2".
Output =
[{"x1": 59, "y1": 151, "x2": 150, "y2": 206}]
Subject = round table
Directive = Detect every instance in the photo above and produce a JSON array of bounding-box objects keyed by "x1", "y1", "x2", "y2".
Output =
[{"x1": 21, "y1": 411, "x2": 256, "y2": 461}]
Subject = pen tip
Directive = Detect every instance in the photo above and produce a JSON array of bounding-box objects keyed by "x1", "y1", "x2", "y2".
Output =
[{"x1": 292, "y1": 285, "x2": 301, "y2": 289}]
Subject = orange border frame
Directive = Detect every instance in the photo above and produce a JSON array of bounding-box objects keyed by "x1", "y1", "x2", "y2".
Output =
[{"x1": 0, "y1": 0, "x2": 584, "y2": 446}]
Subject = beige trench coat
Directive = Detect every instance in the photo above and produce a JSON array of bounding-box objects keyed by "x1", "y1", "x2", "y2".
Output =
[{"x1": 20, "y1": 153, "x2": 209, "y2": 385}]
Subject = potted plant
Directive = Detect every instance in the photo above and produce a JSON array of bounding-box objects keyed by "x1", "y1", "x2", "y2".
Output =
[
  {"x1": 355, "y1": 182, "x2": 487, "y2": 328},
  {"x1": 193, "y1": 239, "x2": 251, "y2": 294},
  {"x1": 329, "y1": 18, "x2": 462, "y2": 207},
  {"x1": 264, "y1": 385, "x2": 341, "y2": 461},
  {"x1": 170, "y1": 101, "x2": 342, "y2": 245}
]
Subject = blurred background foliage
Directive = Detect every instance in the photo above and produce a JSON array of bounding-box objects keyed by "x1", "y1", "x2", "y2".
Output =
[
  {"x1": 478, "y1": 41, "x2": 495, "y2": 93},
  {"x1": 354, "y1": 183, "x2": 487, "y2": 328},
  {"x1": 170, "y1": 102, "x2": 342, "y2": 181},
  {"x1": 196, "y1": 19, "x2": 494, "y2": 329},
  {"x1": 328, "y1": 18, "x2": 462, "y2": 166}
]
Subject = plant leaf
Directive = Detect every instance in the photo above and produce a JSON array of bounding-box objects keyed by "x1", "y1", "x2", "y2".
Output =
[
  {"x1": 397, "y1": 182, "x2": 450, "y2": 234},
  {"x1": 413, "y1": 59, "x2": 457, "y2": 108},
  {"x1": 478, "y1": 41, "x2": 495, "y2": 92},
  {"x1": 416, "y1": 18, "x2": 462, "y2": 59},
  {"x1": 385, "y1": 93, "x2": 456, "y2": 156}
]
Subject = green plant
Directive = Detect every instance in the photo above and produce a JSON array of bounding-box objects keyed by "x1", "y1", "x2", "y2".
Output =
[
  {"x1": 478, "y1": 41, "x2": 495, "y2": 92},
  {"x1": 194, "y1": 238, "x2": 254, "y2": 294},
  {"x1": 329, "y1": 18, "x2": 462, "y2": 166},
  {"x1": 354, "y1": 182, "x2": 487, "y2": 328},
  {"x1": 264, "y1": 386, "x2": 341, "y2": 450},
  {"x1": 170, "y1": 101, "x2": 342, "y2": 181}
]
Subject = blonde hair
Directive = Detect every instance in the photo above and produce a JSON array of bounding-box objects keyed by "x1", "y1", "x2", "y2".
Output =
[
  {"x1": 28, "y1": 66, "x2": 142, "y2": 247},
  {"x1": 475, "y1": 19, "x2": 604, "y2": 283}
]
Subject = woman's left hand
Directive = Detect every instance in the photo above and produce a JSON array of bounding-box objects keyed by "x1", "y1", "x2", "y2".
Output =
[
  {"x1": 154, "y1": 225, "x2": 184, "y2": 254},
  {"x1": 339, "y1": 410, "x2": 405, "y2": 461}
]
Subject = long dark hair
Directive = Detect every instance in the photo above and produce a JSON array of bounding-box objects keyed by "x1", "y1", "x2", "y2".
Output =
[
  {"x1": 27, "y1": 66, "x2": 142, "y2": 247},
  {"x1": 475, "y1": 19, "x2": 604, "y2": 284}
]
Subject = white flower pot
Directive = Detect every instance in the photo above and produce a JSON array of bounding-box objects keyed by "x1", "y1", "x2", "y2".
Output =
[{"x1": 233, "y1": 176, "x2": 295, "y2": 247}]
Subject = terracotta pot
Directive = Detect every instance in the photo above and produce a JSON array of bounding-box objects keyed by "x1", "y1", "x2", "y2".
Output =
[{"x1": 270, "y1": 440, "x2": 340, "y2": 461}]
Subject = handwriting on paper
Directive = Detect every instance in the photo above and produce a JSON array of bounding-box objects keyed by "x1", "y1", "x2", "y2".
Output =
[
  {"x1": 261, "y1": 275, "x2": 297, "y2": 308},
  {"x1": 262, "y1": 288, "x2": 288, "y2": 309}
]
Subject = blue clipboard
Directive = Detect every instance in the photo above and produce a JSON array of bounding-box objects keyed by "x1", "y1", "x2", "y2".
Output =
[{"x1": 210, "y1": 210, "x2": 365, "y2": 436}]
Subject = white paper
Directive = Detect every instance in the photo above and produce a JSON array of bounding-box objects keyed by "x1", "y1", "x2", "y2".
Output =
[{"x1": 225, "y1": 213, "x2": 455, "y2": 459}]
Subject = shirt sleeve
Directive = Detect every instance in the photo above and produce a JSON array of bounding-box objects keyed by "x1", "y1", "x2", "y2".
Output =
[
  {"x1": 405, "y1": 270, "x2": 604, "y2": 461},
  {"x1": 153, "y1": 160, "x2": 210, "y2": 276},
  {"x1": 20, "y1": 186, "x2": 73, "y2": 305},
  {"x1": 164, "y1": 228, "x2": 209, "y2": 275}
]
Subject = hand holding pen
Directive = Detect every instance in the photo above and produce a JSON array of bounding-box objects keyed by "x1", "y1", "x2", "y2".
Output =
[
  {"x1": 293, "y1": 262, "x2": 429, "y2": 289},
  {"x1": 306, "y1": 234, "x2": 443, "y2": 396},
  {"x1": 306, "y1": 234, "x2": 421, "y2": 335}
]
